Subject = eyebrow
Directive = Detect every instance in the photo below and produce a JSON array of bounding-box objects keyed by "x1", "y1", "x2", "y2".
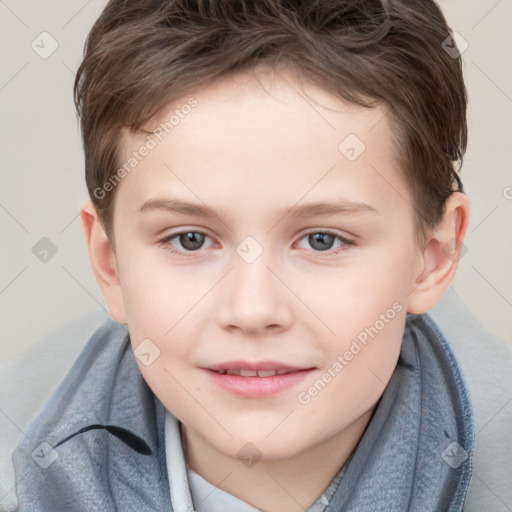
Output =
[{"x1": 138, "y1": 197, "x2": 378, "y2": 219}]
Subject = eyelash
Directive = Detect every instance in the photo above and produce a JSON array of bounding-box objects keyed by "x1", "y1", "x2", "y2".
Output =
[{"x1": 158, "y1": 229, "x2": 355, "y2": 259}]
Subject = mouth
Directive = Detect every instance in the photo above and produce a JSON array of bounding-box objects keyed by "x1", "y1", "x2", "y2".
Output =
[
  {"x1": 211, "y1": 368, "x2": 297, "y2": 377},
  {"x1": 203, "y1": 362, "x2": 315, "y2": 397}
]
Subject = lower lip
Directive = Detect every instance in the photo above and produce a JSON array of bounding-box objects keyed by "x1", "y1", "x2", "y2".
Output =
[{"x1": 204, "y1": 369, "x2": 314, "y2": 398}]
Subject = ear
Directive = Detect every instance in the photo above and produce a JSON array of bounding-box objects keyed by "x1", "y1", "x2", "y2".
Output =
[
  {"x1": 407, "y1": 192, "x2": 470, "y2": 314},
  {"x1": 79, "y1": 200, "x2": 127, "y2": 323}
]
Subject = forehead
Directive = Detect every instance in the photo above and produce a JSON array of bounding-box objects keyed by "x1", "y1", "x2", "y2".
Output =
[
  {"x1": 115, "y1": 67, "x2": 410, "y2": 226},
  {"x1": 144, "y1": 66, "x2": 394, "y2": 160}
]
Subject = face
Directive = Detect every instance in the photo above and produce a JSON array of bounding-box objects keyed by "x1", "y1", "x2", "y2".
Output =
[{"x1": 109, "y1": 66, "x2": 424, "y2": 461}]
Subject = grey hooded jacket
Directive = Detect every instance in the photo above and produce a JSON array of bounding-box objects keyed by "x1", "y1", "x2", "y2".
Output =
[{"x1": 2, "y1": 287, "x2": 512, "y2": 511}]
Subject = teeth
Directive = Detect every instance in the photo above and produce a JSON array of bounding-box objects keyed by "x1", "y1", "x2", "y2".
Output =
[
  {"x1": 236, "y1": 369, "x2": 258, "y2": 377},
  {"x1": 216, "y1": 369, "x2": 294, "y2": 377},
  {"x1": 257, "y1": 370, "x2": 278, "y2": 377}
]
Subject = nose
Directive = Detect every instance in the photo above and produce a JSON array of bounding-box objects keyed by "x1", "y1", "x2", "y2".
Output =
[{"x1": 216, "y1": 247, "x2": 293, "y2": 337}]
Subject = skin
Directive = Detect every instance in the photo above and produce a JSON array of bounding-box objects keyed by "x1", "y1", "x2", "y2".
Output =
[{"x1": 81, "y1": 65, "x2": 470, "y2": 511}]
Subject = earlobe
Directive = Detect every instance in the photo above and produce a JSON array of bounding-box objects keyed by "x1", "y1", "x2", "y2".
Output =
[
  {"x1": 79, "y1": 200, "x2": 127, "y2": 323},
  {"x1": 407, "y1": 192, "x2": 470, "y2": 314}
]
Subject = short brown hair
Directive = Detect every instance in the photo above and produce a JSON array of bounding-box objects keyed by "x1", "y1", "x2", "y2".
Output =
[{"x1": 74, "y1": 0, "x2": 467, "y2": 245}]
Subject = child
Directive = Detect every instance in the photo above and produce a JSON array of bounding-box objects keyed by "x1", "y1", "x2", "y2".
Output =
[{"x1": 10, "y1": 0, "x2": 510, "y2": 510}]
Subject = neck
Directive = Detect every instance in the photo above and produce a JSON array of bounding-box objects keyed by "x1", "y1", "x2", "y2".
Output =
[{"x1": 181, "y1": 406, "x2": 376, "y2": 512}]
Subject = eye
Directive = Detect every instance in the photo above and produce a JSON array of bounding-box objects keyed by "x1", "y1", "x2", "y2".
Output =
[
  {"x1": 159, "y1": 230, "x2": 213, "y2": 257},
  {"x1": 296, "y1": 230, "x2": 354, "y2": 255},
  {"x1": 159, "y1": 229, "x2": 355, "y2": 258}
]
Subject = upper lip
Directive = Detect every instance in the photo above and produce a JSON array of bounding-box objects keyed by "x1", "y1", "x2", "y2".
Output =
[{"x1": 204, "y1": 361, "x2": 313, "y2": 371}]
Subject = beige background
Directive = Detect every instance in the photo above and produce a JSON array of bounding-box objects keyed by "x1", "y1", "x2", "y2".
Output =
[{"x1": 1, "y1": 0, "x2": 511, "y2": 360}]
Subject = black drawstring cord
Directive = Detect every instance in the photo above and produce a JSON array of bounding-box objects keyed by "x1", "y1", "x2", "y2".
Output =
[{"x1": 53, "y1": 424, "x2": 152, "y2": 455}]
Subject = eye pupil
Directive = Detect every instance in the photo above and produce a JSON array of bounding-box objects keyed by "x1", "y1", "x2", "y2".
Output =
[
  {"x1": 180, "y1": 232, "x2": 204, "y2": 250},
  {"x1": 309, "y1": 233, "x2": 334, "y2": 251}
]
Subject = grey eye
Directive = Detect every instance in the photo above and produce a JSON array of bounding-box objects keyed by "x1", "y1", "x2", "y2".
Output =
[{"x1": 307, "y1": 233, "x2": 336, "y2": 251}]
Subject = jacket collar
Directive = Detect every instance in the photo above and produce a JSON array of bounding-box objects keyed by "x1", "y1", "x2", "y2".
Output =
[
  {"x1": 13, "y1": 317, "x2": 172, "y2": 510},
  {"x1": 52, "y1": 318, "x2": 162, "y2": 459},
  {"x1": 327, "y1": 313, "x2": 474, "y2": 511}
]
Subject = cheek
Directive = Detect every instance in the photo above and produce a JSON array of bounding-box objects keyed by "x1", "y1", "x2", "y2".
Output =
[
  {"x1": 310, "y1": 253, "x2": 411, "y2": 338},
  {"x1": 305, "y1": 249, "x2": 411, "y2": 399},
  {"x1": 116, "y1": 251, "x2": 206, "y2": 385},
  {"x1": 301, "y1": 309, "x2": 406, "y2": 433},
  {"x1": 115, "y1": 249, "x2": 195, "y2": 334}
]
